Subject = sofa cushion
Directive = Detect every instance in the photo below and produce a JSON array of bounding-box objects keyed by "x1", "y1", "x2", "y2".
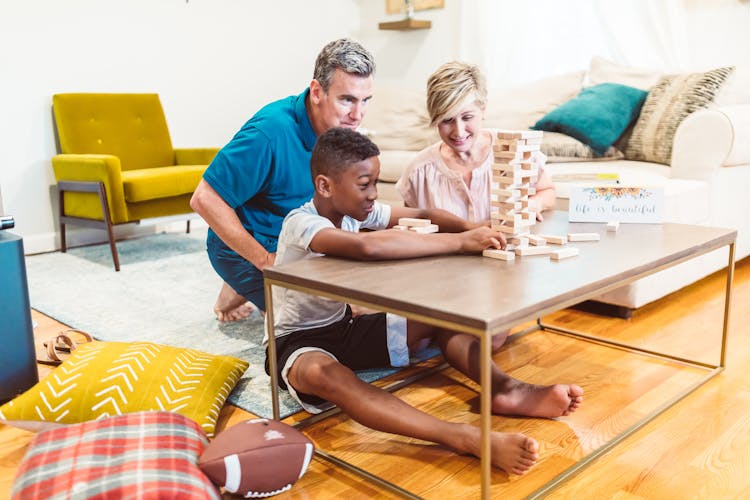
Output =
[
  {"x1": 360, "y1": 85, "x2": 437, "y2": 152},
  {"x1": 121, "y1": 165, "x2": 206, "y2": 202},
  {"x1": 532, "y1": 83, "x2": 648, "y2": 155},
  {"x1": 484, "y1": 71, "x2": 585, "y2": 130},
  {"x1": 541, "y1": 132, "x2": 624, "y2": 163},
  {"x1": 379, "y1": 149, "x2": 419, "y2": 183},
  {"x1": 587, "y1": 56, "x2": 662, "y2": 90},
  {"x1": 588, "y1": 56, "x2": 749, "y2": 107},
  {"x1": 624, "y1": 66, "x2": 735, "y2": 165}
]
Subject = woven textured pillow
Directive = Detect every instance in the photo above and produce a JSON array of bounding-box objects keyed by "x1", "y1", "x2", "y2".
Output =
[
  {"x1": 624, "y1": 66, "x2": 735, "y2": 165},
  {"x1": 10, "y1": 411, "x2": 220, "y2": 500},
  {"x1": 0, "y1": 341, "x2": 248, "y2": 437}
]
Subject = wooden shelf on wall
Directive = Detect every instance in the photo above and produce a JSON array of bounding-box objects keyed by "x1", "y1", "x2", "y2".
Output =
[{"x1": 378, "y1": 18, "x2": 431, "y2": 30}]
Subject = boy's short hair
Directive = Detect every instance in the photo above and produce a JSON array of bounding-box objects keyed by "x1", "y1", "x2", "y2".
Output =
[
  {"x1": 310, "y1": 128, "x2": 380, "y2": 180},
  {"x1": 426, "y1": 61, "x2": 487, "y2": 126}
]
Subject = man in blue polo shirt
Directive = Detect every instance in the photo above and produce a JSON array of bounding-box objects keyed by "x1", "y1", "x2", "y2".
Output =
[{"x1": 190, "y1": 39, "x2": 375, "y2": 320}]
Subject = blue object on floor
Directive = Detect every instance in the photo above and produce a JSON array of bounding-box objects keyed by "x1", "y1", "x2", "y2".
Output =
[{"x1": 0, "y1": 231, "x2": 38, "y2": 403}]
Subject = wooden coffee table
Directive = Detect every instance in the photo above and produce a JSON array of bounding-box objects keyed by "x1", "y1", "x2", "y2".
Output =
[{"x1": 263, "y1": 210, "x2": 736, "y2": 499}]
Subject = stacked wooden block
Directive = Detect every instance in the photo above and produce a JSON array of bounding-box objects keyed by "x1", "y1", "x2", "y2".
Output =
[{"x1": 484, "y1": 130, "x2": 544, "y2": 261}]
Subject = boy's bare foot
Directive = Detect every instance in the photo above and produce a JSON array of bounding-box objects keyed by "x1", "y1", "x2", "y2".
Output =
[
  {"x1": 458, "y1": 426, "x2": 539, "y2": 475},
  {"x1": 492, "y1": 382, "x2": 583, "y2": 418},
  {"x1": 491, "y1": 432, "x2": 539, "y2": 475},
  {"x1": 214, "y1": 282, "x2": 255, "y2": 322}
]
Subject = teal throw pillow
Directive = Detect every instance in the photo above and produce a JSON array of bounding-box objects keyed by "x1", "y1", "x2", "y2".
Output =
[{"x1": 532, "y1": 83, "x2": 648, "y2": 156}]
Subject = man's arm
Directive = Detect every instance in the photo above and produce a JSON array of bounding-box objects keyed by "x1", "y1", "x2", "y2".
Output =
[
  {"x1": 309, "y1": 226, "x2": 504, "y2": 261},
  {"x1": 190, "y1": 180, "x2": 274, "y2": 269},
  {"x1": 388, "y1": 206, "x2": 487, "y2": 233}
]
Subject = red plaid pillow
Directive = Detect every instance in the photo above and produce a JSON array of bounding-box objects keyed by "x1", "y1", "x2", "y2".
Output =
[{"x1": 11, "y1": 411, "x2": 219, "y2": 499}]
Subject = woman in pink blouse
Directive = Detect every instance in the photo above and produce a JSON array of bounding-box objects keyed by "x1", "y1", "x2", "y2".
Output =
[{"x1": 396, "y1": 61, "x2": 556, "y2": 222}]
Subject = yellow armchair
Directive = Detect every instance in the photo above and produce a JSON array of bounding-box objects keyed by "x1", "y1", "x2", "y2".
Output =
[{"x1": 51, "y1": 93, "x2": 218, "y2": 270}]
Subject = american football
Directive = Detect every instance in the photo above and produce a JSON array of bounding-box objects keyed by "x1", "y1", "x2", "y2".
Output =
[{"x1": 199, "y1": 418, "x2": 315, "y2": 497}]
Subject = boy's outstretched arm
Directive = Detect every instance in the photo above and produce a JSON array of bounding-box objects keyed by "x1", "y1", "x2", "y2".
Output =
[
  {"x1": 309, "y1": 226, "x2": 505, "y2": 261},
  {"x1": 389, "y1": 206, "x2": 487, "y2": 233}
]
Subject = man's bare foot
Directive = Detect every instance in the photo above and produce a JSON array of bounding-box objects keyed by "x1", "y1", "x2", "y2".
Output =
[
  {"x1": 492, "y1": 382, "x2": 583, "y2": 418},
  {"x1": 214, "y1": 282, "x2": 255, "y2": 322}
]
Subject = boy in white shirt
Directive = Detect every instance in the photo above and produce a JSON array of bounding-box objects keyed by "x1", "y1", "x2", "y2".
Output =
[{"x1": 266, "y1": 127, "x2": 583, "y2": 475}]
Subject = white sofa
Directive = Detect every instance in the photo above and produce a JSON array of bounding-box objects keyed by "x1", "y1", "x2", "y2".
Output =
[{"x1": 362, "y1": 58, "x2": 750, "y2": 315}]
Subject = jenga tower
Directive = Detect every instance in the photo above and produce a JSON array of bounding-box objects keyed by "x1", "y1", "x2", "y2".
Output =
[{"x1": 490, "y1": 130, "x2": 544, "y2": 248}]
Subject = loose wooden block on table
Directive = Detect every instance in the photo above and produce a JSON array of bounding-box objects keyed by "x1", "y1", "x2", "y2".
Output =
[
  {"x1": 482, "y1": 248, "x2": 515, "y2": 261},
  {"x1": 526, "y1": 234, "x2": 547, "y2": 246},
  {"x1": 550, "y1": 246, "x2": 580, "y2": 260},
  {"x1": 515, "y1": 245, "x2": 553, "y2": 256},
  {"x1": 568, "y1": 232, "x2": 601, "y2": 242},
  {"x1": 537, "y1": 233, "x2": 568, "y2": 245}
]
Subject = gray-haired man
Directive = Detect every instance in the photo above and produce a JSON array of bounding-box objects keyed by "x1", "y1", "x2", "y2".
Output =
[{"x1": 191, "y1": 39, "x2": 376, "y2": 320}]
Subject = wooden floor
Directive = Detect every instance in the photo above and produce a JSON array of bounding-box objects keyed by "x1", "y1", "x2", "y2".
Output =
[{"x1": 1, "y1": 256, "x2": 748, "y2": 499}]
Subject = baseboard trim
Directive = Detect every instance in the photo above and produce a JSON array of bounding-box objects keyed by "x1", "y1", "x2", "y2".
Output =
[{"x1": 22, "y1": 216, "x2": 208, "y2": 255}]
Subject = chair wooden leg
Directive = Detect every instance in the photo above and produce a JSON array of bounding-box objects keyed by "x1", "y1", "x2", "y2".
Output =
[
  {"x1": 186, "y1": 219, "x2": 191, "y2": 234},
  {"x1": 58, "y1": 187, "x2": 67, "y2": 253},
  {"x1": 57, "y1": 180, "x2": 121, "y2": 271},
  {"x1": 96, "y1": 183, "x2": 120, "y2": 272}
]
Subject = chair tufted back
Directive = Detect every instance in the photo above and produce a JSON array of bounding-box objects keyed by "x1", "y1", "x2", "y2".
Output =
[{"x1": 52, "y1": 93, "x2": 175, "y2": 171}]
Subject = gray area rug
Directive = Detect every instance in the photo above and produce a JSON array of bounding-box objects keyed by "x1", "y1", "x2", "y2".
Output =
[{"x1": 25, "y1": 231, "x2": 437, "y2": 419}]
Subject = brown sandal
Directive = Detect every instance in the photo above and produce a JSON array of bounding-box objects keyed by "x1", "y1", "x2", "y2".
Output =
[
  {"x1": 38, "y1": 330, "x2": 94, "y2": 365},
  {"x1": 43, "y1": 329, "x2": 94, "y2": 353}
]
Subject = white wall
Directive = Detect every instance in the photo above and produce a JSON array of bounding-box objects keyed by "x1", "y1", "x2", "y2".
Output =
[
  {"x1": 0, "y1": 0, "x2": 361, "y2": 253},
  {"x1": 2, "y1": 0, "x2": 749, "y2": 254}
]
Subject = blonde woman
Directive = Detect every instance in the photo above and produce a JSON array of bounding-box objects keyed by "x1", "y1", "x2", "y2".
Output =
[{"x1": 396, "y1": 61, "x2": 556, "y2": 222}]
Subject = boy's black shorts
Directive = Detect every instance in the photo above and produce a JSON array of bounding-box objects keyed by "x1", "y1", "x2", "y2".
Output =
[{"x1": 265, "y1": 306, "x2": 393, "y2": 409}]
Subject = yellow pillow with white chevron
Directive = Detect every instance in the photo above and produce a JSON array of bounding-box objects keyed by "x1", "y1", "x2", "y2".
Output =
[{"x1": 0, "y1": 341, "x2": 248, "y2": 437}]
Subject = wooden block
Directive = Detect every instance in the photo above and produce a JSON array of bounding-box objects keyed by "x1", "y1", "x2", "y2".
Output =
[
  {"x1": 536, "y1": 233, "x2": 567, "y2": 245},
  {"x1": 493, "y1": 142, "x2": 539, "y2": 153},
  {"x1": 398, "y1": 217, "x2": 431, "y2": 227},
  {"x1": 496, "y1": 224, "x2": 524, "y2": 235},
  {"x1": 491, "y1": 188, "x2": 521, "y2": 199},
  {"x1": 493, "y1": 200, "x2": 522, "y2": 211},
  {"x1": 607, "y1": 221, "x2": 620, "y2": 232},
  {"x1": 483, "y1": 249, "x2": 515, "y2": 261},
  {"x1": 493, "y1": 174, "x2": 523, "y2": 187},
  {"x1": 491, "y1": 163, "x2": 522, "y2": 174},
  {"x1": 392, "y1": 225, "x2": 408, "y2": 231},
  {"x1": 515, "y1": 245, "x2": 553, "y2": 256},
  {"x1": 511, "y1": 143, "x2": 541, "y2": 153},
  {"x1": 550, "y1": 247, "x2": 580, "y2": 260},
  {"x1": 509, "y1": 236, "x2": 529, "y2": 247},
  {"x1": 491, "y1": 212, "x2": 523, "y2": 225},
  {"x1": 527, "y1": 234, "x2": 547, "y2": 246},
  {"x1": 409, "y1": 224, "x2": 439, "y2": 234},
  {"x1": 494, "y1": 150, "x2": 532, "y2": 161},
  {"x1": 567, "y1": 232, "x2": 601, "y2": 242},
  {"x1": 496, "y1": 129, "x2": 543, "y2": 140}
]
